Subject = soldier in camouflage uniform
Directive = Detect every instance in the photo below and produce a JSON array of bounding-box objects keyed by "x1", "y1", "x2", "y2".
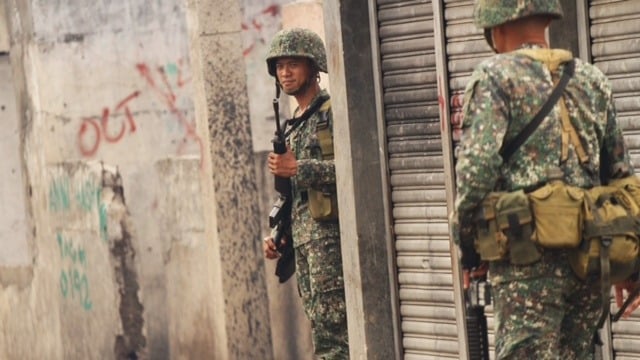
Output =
[
  {"x1": 453, "y1": 0, "x2": 640, "y2": 358},
  {"x1": 262, "y1": 28, "x2": 348, "y2": 359}
]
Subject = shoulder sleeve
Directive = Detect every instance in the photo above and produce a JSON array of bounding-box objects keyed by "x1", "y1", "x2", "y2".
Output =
[
  {"x1": 296, "y1": 107, "x2": 336, "y2": 187},
  {"x1": 600, "y1": 88, "x2": 634, "y2": 180},
  {"x1": 454, "y1": 66, "x2": 509, "y2": 213}
]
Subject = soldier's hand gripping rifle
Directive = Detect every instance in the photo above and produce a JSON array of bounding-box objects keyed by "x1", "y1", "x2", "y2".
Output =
[{"x1": 269, "y1": 86, "x2": 295, "y2": 283}]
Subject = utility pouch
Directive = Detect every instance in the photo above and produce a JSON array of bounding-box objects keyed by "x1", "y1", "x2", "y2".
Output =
[
  {"x1": 528, "y1": 181, "x2": 585, "y2": 248},
  {"x1": 610, "y1": 176, "x2": 640, "y2": 216},
  {"x1": 569, "y1": 186, "x2": 640, "y2": 284},
  {"x1": 308, "y1": 102, "x2": 339, "y2": 222},
  {"x1": 495, "y1": 190, "x2": 541, "y2": 265},
  {"x1": 474, "y1": 192, "x2": 508, "y2": 261},
  {"x1": 308, "y1": 186, "x2": 339, "y2": 221}
]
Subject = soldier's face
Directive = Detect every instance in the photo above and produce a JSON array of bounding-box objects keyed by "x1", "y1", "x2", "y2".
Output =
[{"x1": 276, "y1": 57, "x2": 313, "y2": 95}]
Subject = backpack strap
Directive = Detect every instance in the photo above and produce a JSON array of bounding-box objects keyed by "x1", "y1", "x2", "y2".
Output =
[
  {"x1": 499, "y1": 59, "x2": 576, "y2": 163},
  {"x1": 559, "y1": 98, "x2": 589, "y2": 164}
]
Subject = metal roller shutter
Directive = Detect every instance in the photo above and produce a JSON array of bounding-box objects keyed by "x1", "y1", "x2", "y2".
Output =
[
  {"x1": 435, "y1": 0, "x2": 494, "y2": 358},
  {"x1": 376, "y1": 0, "x2": 460, "y2": 358},
  {"x1": 435, "y1": 0, "x2": 495, "y2": 356},
  {"x1": 588, "y1": 1, "x2": 640, "y2": 359}
]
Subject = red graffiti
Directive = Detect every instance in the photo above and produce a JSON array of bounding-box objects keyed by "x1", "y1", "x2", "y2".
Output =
[
  {"x1": 78, "y1": 91, "x2": 141, "y2": 157},
  {"x1": 451, "y1": 111, "x2": 463, "y2": 127},
  {"x1": 136, "y1": 63, "x2": 204, "y2": 166},
  {"x1": 174, "y1": 59, "x2": 192, "y2": 88},
  {"x1": 77, "y1": 60, "x2": 199, "y2": 160},
  {"x1": 450, "y1": 93, "x2": 465, "y2": 129},
  {"x1": 242, "y1": 5, "x2": 280, "y2": 57},
  {"x1": 450, "y1": 93, "x2": 464, "y2": 110},
  {"x1": 438, "y1": 79, "x2": 467, "y2": 136},
  {"x1": 438, "y1": 76, "x2": 446, "y2": 133},
  {"x1": 77, "y1": 119, "x2": 100, "y2": 157}
]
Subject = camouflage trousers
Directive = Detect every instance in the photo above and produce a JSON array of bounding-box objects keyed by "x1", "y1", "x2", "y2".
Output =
[
  {"x1": 489, "y1": 250, "x2": 602, "y2": 360},
  {"x1": 295, "y1": 235, "x2": 349, "y2": 360}
]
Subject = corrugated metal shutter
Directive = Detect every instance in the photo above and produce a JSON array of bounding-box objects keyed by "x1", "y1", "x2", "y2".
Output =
[
  {"x1": 438, "y1": 0, "x2": 495, "y2": 356},
  {"x1": 588, "y1": 1, "x2": 640, "y2": 359},
  {"x1": 376, "y1": 1, "x2": 460, "y2": 358}
]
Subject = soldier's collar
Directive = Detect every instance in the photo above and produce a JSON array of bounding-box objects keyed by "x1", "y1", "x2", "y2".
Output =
[{"x1": 518, "y1": 43, "x2": 547, "y2": 50}]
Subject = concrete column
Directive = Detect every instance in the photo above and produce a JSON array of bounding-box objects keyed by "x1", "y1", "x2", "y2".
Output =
[
  {"x1": 185, "y1": 0, "x2": 272, "y2": 359},
  {"x1": 323, "y1": 1, "x2": 399, "y2": 359},
  {"x1": 549, "y1": 0, "x2": 580, "y2": 55}
]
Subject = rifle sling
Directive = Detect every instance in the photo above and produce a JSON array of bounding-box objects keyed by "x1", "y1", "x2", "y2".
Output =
[
  {"x1": 284, "y1": 94, "x2": 330, "y2": 137},
  {"x1": 499, "y1": 59, "x2": 576, "y2": 163}
]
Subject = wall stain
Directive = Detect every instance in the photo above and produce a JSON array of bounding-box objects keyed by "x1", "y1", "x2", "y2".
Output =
[{"x1": 103, "y1": 169, "x2": 147, "y2": 359}]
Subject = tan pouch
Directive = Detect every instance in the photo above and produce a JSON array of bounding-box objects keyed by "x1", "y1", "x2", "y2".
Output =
[
  {"x1": 308, "y1": 102, "x2": 338, "y2": 222},
  {"x1": 569, "y1": 186, "x2": 640, "y2": 283},
  {"x1": 309, "y1": 188, "x2": 339, "y2": 221},
  {"x1": 495, "y1": 190, "x2": 541, "y2": 265},
  {"x1": 610, "y1": 176, "x2": 640, "y2": 216},
  {"x1": 528, "y1": 181, "x2": 584, "y2": 248},
  {"x1": 474, "y1": 192, "x2": 508, "y2": 261}
]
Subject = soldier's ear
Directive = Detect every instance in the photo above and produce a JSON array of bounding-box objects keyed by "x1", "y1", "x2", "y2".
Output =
[{"x1": 491, "y1": 25, "x2": 508, "y2": 53}]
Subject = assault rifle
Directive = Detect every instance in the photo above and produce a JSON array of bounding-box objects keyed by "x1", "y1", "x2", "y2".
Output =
[
  {"x1": 267, "y1": 87, "x2": 330, "y2": 283},
  {"x1": 465, "y1": 274, "x2": 491, "y2": 360},
  {"x1": 269, "y1": 87, "x2": 295, "y2": 283}
]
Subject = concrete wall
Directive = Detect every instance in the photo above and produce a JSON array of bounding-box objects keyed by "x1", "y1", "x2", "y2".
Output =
[
  {"x1": 0, "y1": 54, "x2": 30, "y2": 267},
  {"x1": 185, "y1": 0, "x2": 272, "y2": 358},
  {"x1": 242, "y1": 0, "x2": 296, "y2": 153},
  {"x1": 324, "y1": 1, "x2": 400, "y2": 358},
  {"x1": 1, "y1": 0, "x2": 272, "y2": 358}
]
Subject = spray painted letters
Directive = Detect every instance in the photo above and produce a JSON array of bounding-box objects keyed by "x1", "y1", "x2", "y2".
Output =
[{"x1": 57, "y1": 232, "x2": 93, "y2": 311}]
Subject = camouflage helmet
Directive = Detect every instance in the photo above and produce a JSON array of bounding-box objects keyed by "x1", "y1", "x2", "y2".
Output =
[
  {"x1": 473, "y1": 0, "x2": 563, "y2": 29},
  {"x1": 266, "y1": 28, "x2": 328, "y2": 77}
]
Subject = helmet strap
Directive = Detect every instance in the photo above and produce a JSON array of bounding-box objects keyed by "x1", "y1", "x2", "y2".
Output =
[
  {"x1": 484, "y1": 28, "x2": 498, "y2": 53},
  {"x1": 273, "y1": 81, "x2": 282, "y2": 134}
]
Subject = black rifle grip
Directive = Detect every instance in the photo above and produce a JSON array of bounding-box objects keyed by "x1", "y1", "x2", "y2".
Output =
[
  {"x1": 273, "y1": 135, "x2": 287, "y2": 154},
  {"x1": 272, "y1": 135, "x2": 290, "y2": 194}
]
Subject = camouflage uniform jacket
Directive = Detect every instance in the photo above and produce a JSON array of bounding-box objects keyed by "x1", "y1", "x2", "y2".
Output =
[
  {"x1": 455, "y1": 47, "x2": 633, "y2": 219},
  {"x1": 287, "y1": 89, "x2": 340, "y2": 247}
]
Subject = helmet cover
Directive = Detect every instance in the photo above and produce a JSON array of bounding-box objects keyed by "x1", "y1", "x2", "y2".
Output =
[
  {"x1": 473, "y1": 0, "x2": 563, "y2": 29},
  {"x1": 266, "y1": 28, "x2": 328, "y2": 77}
]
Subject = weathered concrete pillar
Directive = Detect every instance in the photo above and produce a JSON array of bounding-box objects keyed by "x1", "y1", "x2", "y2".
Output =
[
  {"x1": 550, "y1": 0, "x2": 580, "y2": 55},
  {"x1": 324, "y1": 1, "x2": 400, "y2": 359},
  {"x1": 185, "y1": 0, "x2": 273, "y2": 359}
]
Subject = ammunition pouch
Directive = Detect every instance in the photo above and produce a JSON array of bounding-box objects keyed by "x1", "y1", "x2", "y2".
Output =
[
  {"x1": 474, "y1": 192, "x2": 508, "y2": 261},
  {"x1": 567, "y1": 178, "x2": 640, "y2": 328},
  {"x1": 495, "y1": 190, "x2": 541, "y2": 265},
  {"x1": 309, "y1": 186, "x2": 339, "y2": 221},
  {"x1": 474, "y1": 191, "x2": 540, "y2": 265},
  {"x1": 529, "y1": 181, "x2": 585, "y2": 248},
  {"x1": 568, "y1": 183, "x2": 640, "y2": 284},
  {"x1": 308, "y1": 100, "x2": 339, "y2": 222},
  {"x1": 471, "y1": 176, "x2": 640, "y2": 274}
]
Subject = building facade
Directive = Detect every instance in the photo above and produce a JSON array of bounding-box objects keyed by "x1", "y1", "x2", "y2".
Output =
[{"x1": 1, "y1": 0, "x2": 639, "y2": 359}]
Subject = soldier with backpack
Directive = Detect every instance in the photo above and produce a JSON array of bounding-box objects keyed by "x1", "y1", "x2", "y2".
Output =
[{"x1": 452, "y1": 0, "x2": 640, "y2": 358}]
